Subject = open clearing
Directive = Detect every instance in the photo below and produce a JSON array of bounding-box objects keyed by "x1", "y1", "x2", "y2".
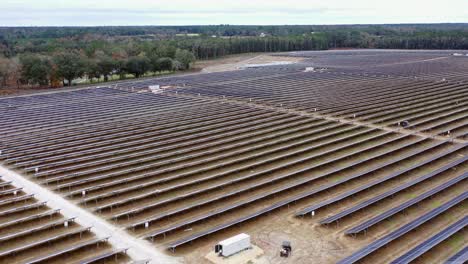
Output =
[{"x1": 0, "y1": 49, "x2": 466, "y2": 264}]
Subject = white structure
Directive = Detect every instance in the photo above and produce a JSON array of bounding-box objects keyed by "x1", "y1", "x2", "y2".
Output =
[
  {"x1": 242, "y1": 61, "x2": 294, "y2": 69},
  {"x1": 304, "y1": 67, "x2": 315, "y2": 72},
  {"x1": 149, "y1": 85, "x2": 162, "y2": 94},
  {"x1": 215, "y1": 233, "x2": 251, "y2": 257}
]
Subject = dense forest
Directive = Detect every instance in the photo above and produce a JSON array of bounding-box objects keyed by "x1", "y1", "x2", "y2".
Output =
[{"x1": 1, "y1": 24, "x2": 467, "y2": 88}]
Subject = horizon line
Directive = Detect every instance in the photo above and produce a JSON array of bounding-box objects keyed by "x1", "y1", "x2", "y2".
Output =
[{"x1": 2, "y1": 22, "x2": 468, "y2": 28}]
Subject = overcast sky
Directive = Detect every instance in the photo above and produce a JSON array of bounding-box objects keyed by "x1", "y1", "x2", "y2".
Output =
[{"x1": 1, "y1": 0, "x2": 468, "y2": 26}]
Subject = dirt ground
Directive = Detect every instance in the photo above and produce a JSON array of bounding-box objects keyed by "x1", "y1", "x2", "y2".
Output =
[
  {"x1": 169, "y1": 205, "x2": 357, "y2": 264},
  {"x1": 170, "y1": 192, "x2": 466, "y2": 264},
  {"x1": 194, "y1": 53, "x2": 304, "y2": 73}
]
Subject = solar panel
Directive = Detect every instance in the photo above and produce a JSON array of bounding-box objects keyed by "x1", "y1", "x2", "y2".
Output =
[
  {"x1": 445, "y1": 246, "x2": 468, "y2": 264},
  {"x1": 320, "y1": 151, "x2": 467, "y2": 225},
  {"x1": 337, "y1": 192, "x2": 467, "y2": 264},
  {"x1": 391, "y1": 216, "x2": 467, "y2": 263},
  {"x1": 295, "y1": 140, "x2": 446, "y2": 216},
  {"x1": 346, "y1": 172, "x2": 468, "y2": 235}
]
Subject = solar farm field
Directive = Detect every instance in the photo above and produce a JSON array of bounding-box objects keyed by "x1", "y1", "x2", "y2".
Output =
[{"x1": 0, "y1": 49, "x2": 466, "y2": 264}]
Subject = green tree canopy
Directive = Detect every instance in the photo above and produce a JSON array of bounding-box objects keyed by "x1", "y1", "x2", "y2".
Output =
[
  {"x1": 96, "y1": 56, "x2": 117, "y2": 81},
  {"x1": 149, "y1": 55, "x2": 161, "y2": 73},
  {"x1": 53, "y1": 52, "x2": 87, "y2": 86},
  {"x1": 157, "y1": 57, "x2": 174, "y2": 72},
  {"x1": 0, "y1": 57, "x2": 13, "y2": 87},
  {"x1": 175, "y1": 49, "x2": 196, "y2": 70},
  {"x1": 85, "y1": 59, "x2": 101, "y2": 82},
  {"x1": 125, "y1": 56, "x2": 150, "y2": 78},
  {"x1": 19, "y1": 54, "x2": 51, "y2": 86}
]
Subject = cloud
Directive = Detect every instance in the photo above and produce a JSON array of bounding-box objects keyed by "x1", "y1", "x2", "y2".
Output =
[{"x1": 0, "y1": 0, "x2": 467, "y2": 26}]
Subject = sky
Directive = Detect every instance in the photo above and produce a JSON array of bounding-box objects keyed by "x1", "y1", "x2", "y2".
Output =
[{"x1": 1, "y1": 0, "x2": 468, "y2": 26}]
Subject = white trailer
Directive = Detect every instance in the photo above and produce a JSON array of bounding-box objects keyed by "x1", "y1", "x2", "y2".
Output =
[
  {"x1": 149, "y1": 85, "x2": 162, "y2": 94},
  {"x1": 215, "y1": 233, "x2": 251, "y2": 257}
]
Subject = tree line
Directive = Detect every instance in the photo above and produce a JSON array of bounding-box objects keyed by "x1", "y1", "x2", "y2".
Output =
[
  {"x1": 2, "y1": 24, "x2": 468, "y2": 39},
  {"x1": 0, "y1": 43, "x2": 195, "y2": 88},
  {"x1": 177, "y1": 34, "x2": 329, "y2": 59}
]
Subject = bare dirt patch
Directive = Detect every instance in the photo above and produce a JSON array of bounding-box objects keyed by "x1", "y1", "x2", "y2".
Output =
[{"x1": 195, "y1": 53, "x2": 304, "y2": 73}]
